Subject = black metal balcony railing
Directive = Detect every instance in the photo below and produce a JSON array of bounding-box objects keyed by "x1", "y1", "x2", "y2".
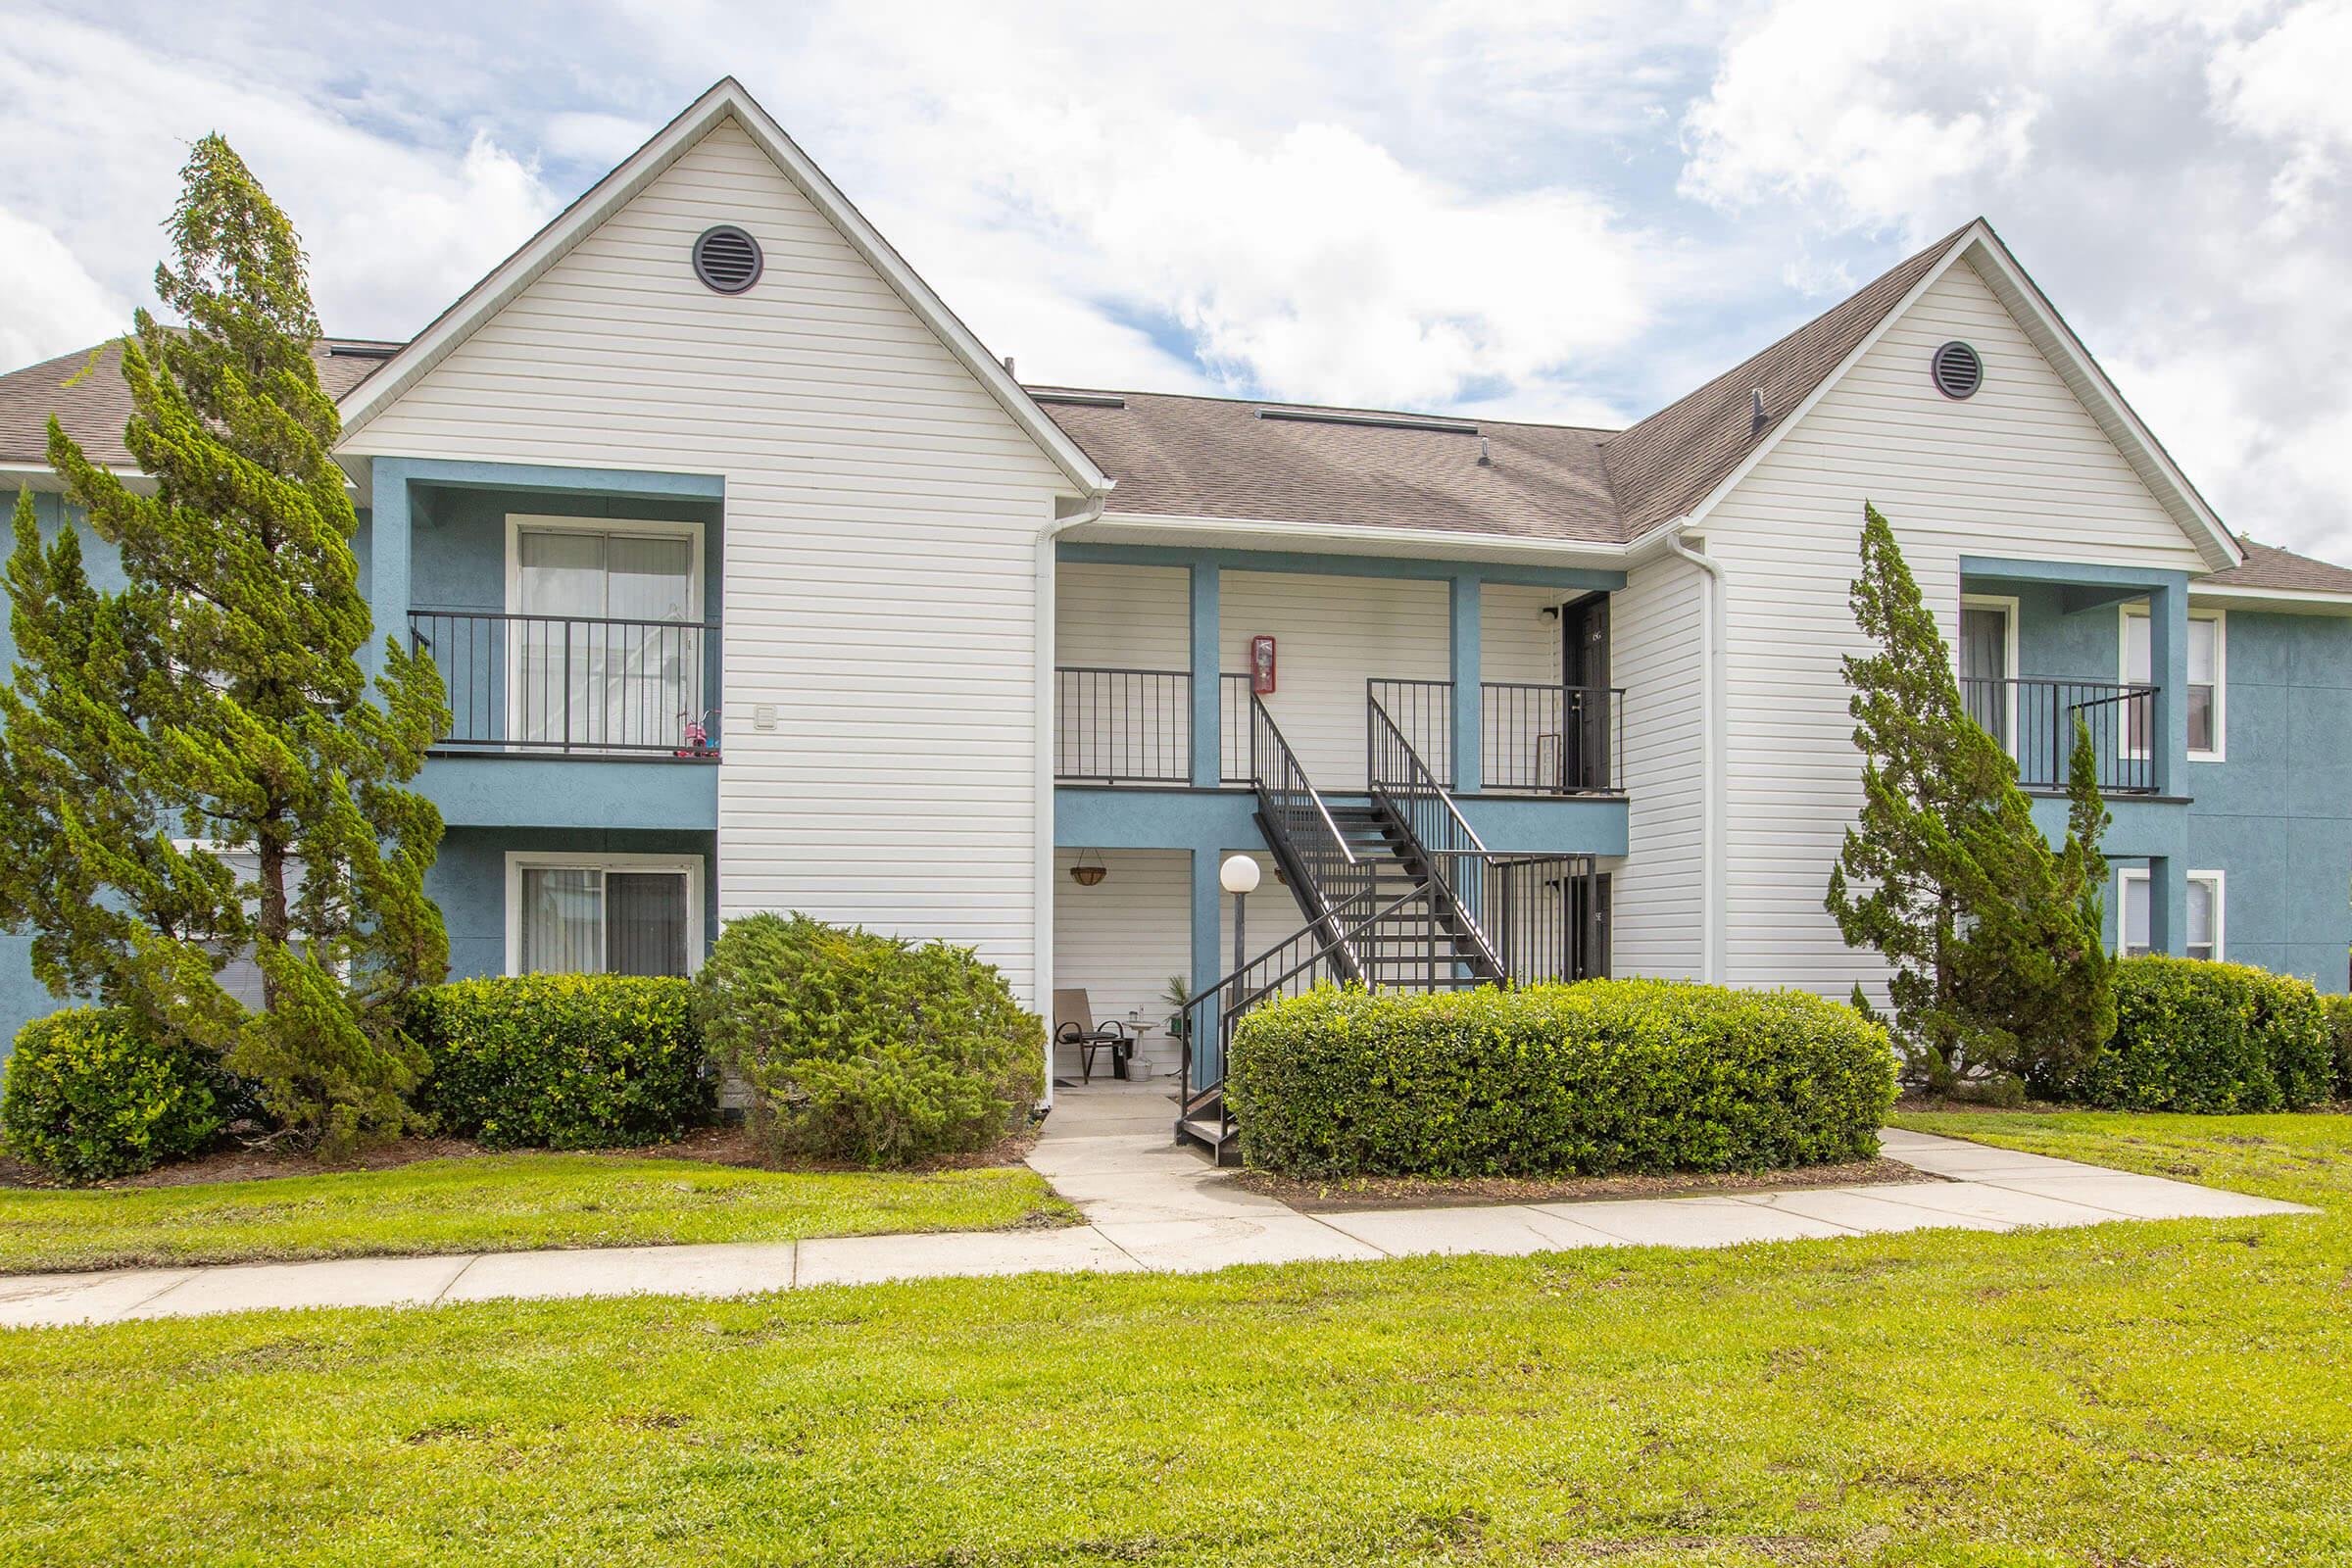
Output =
[
  {"x1": 1482, "y1": 681, "x2": 1624, "y2": 795},
  {"x1": 1054, "y1": 666, "x2": 1192, "y2": 784},
  {"x1": 1365, "y1": 678, "x2": 1453, "y2": 786},
  {"x1": 1220, "y1": 673, "x2": 1254, "y2": 784},
  {"x1": 410, "y1": 610, "x2": 721, "y2": 759},
  {"x1": 1961, "y1": 676, "x2": 2157, "y2": 795}
]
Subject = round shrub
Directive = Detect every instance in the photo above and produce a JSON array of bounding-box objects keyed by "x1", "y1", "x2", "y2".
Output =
[
  {"x1": 2043, "y1": 956, "x2": 2333, "y2": 1113},
  {"x1": 0, "y1": 1008, "x2": 227, "y2": 1181},
  {"x1": 412, "y1": 975, "x2": 712, "y2": 1150},
  {"x1": 697, "y1": 912, "x2": 1044, "y2": 1166},
  {"x1": 1225, "y1": 979, "x2": 1897, "y2": 1179}
]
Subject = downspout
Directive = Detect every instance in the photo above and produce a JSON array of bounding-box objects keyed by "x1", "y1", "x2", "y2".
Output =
[
  {"x1": 1665, "y1": 526, "x2": 1726, "y2": 984},
  {"x1": 1033, "y1": 490, "x2": 1111, "y2": 1112}
]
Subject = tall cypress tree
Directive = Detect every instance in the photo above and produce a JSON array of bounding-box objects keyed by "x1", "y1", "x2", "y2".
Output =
[
  {"x1": 1826, "y1": 503, "x2": 2113, "y2": 1092},
  {"x1": 0, "y1": 135, "x2": 449, "y2": 1152}
]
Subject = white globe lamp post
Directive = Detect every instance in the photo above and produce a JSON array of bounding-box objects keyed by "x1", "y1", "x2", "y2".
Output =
[{"x1": 1220, "y1": 854, "x2": 1261, "y2": 972}]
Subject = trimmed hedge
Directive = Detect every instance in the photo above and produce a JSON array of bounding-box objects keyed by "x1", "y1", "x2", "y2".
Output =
[
  {"x1": 2327, "y1": 994, "x2": 2352, "y2": 1102},
  {"x1": 2042, "y1": 956, "x2": 2332, "y2": 1113},
  {"x1": 411, "y1": 975, "x2": 712, "y2": 1150},
  {"x1": 0, "y1": 1009, "x2": 228, "y2": 1181},
  {"x1": 697, "y1": 912, "x2": 1043, "y2": 1166},
  {"x1": 1225, "y1": 980, "x2": 1897, "y2": 1179}
]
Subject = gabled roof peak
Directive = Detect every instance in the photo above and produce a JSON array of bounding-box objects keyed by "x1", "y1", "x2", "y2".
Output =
[{"x1": 334, "y1": 77, "x2": 1109, "y2": 495}]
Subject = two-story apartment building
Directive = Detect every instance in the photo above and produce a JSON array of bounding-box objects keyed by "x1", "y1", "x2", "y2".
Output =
[{"x1": 3, "y1": 79, "x2": 2348, "y2": 1139}]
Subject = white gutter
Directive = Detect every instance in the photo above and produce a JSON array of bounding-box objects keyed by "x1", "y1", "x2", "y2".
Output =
[
  {"x1": 1665, "y1": 526, "x2": 1726, "y2": 984},
  {"x1": 1031, "y1": 489, "x2": 1113, "y2": 1113}
]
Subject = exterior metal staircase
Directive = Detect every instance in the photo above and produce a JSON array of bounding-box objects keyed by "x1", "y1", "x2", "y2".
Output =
[{"x1": 1176, "y1": 688, "x2": 1599, "y2": 1161}]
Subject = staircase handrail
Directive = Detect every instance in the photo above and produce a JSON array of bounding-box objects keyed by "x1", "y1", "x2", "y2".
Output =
[{"x1": 1364, "y1": 693, "x2": 1507, "y2": 980}]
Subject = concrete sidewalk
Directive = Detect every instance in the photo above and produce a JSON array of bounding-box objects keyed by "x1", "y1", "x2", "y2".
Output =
[{"x1": 0, "y1": 1088, "x2": 2312, "y2": 1328}]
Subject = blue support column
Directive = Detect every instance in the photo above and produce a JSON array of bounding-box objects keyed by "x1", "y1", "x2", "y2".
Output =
[
  {"x1": 1190, "y1": 563, "x2": 1221, "y2": 787},
  {"x1": 1188, "y1": 848, "x2": 1226, "y2": 1091},
  {"x1": 366, "y1": 459, "x2": 416, "y2": 681},
  {"x1": 2147, "y1": 578, "x2": 2188, "y2": 797},
  {"x1": 2145, "y1": 856, "x2": 2187, "y2": 956},
  {"x1": 1449, "y1": 571, "x2": 1482, "y2": 792}
]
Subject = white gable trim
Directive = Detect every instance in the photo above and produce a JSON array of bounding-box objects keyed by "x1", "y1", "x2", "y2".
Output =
[
  {"x1": 1641, "y1": 220, "x2": 2241, "y2": 573},
  {"x1": 334, "y1": 78, "x2": 1110, "y2": 499}
]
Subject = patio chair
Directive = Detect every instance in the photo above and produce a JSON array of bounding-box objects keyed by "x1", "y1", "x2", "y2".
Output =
[{"x1": 1053, "y1": 989, "x2": 1134, "y2": 1085}]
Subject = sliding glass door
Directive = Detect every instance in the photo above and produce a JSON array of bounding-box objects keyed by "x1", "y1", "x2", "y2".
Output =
[{"x1": 511, "y1": 522, "x2": 703, "y2": 752}]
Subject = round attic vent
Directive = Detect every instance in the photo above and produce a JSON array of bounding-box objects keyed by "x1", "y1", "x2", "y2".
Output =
[
  {"x1": 691, "y1": 225, "x2": 762, "y2": 294},
  {"x1": 1931, "y1": 339, "x2": 1984, "y2": 400}
]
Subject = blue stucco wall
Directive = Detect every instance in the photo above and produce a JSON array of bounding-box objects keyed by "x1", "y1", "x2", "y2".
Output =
[
  {"x1": 434, "y1": 826, "x2": 718, "y2": 981},
  {"x1": 2178, "y1": 610, "x2": 2352, "y2": 989},
  {"x1": 2008, "y1": 588, "x2": 2352, "y2": 990},
  {"x1": 408, "y1": 484, "x2": 721, "y2": 612}
]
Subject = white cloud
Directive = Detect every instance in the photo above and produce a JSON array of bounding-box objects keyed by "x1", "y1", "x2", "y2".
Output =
[
  {"x1": 541, "y1": 111, "x2": 659, "y2": 169},
  {"x1": 0, "y1": 207, "x2": 128, "y2": 368},
  {"x1": 0, "y1": 11, "x2": 563, "y2": 345},
  {"x1": 1678, "y1": 0, "x2": 2352, "y2": 559}
]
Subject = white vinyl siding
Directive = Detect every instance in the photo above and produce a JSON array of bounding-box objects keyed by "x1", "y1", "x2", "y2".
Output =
[
  {"x1": 1606, "y1": 553, "x2": 1706, "y2": 978},
  {"x1": 1055, "y1": 563, "x2": 1189, "y2": 671},
  {"x1": 1703, "y1": 257, "x2": 2213, "y2": 996},
  {"x1": 1051, "y1": 849, "x2": 1192, "y2": 1077},
  {"x1": 1221, "y1": 571, "x2": 1448, "y2": 789},
  {"x1": 1480, "y1": 584, "x2": 1565, "y2": 684},
  {"x1": 341, "y1": 119, "x2": 1071, "y2": 1001}
]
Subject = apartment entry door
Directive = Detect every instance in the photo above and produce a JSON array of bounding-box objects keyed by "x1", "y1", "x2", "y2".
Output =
[{"x1": 1559, "y1": 593, "x2": 1611, "y2": 792}]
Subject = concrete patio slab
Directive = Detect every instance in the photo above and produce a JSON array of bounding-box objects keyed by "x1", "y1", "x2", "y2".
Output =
[
  {"x1": 1316, "y1": 1203, "x2": 1617, "y2": 1257},
  {"x1": 1541, "y1": 1196, "x2": 1857, "y2": 1249},
  {"x1": 1044, "y1": 1172, "x2": 1294, "y2": 1224},
  {"x1": 442, "y1": 1241, "x2": 800, "y2": 1303},
  {"x1": 797, "y1": 1225, "x2": 1137, "y2": 1287}
]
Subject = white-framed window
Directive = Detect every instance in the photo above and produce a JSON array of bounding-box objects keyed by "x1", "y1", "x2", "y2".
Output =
[
  {"x1": 504, "y1": 852, "x2": 704, "y2": 978},
  {"x1": 1958, "y1": 593, "x2": 2020, "y2": 754},
  {"x1": 505, "y1": 515, "x2": 708, "y2": 754},
  {"x1": 170, "y1": 840, "x2": 324, "y2": 1005},
  {"x1": 2118, "y1": 867, "x2": 2223, "y2": 962},
  {"x1": 2121, "y1": 605, "x2": 2225, "y2": 760}
]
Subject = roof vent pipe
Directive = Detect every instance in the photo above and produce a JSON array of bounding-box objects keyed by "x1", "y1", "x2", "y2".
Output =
[
  {"x1": 1749, "y1": 388, "x2": 1768, "y2": 434},
  {"x1": 1003, "y1": 355, "x2": 1015, "y2": 375},
  {"x1": 1477, "y1": 436, "x2": 1492, "y2": 466}
]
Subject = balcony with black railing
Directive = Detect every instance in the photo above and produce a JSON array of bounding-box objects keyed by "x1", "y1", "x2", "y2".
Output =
[
  {"x1": 409, "y1": 609, "x2": 722, "y2": 760},
  {"x1": 1960, "y1": 676, "x2": 2157, "y2": 795},
  {"x1": 1366, "y1": 677, "x2": 1624, "y2": 795}
]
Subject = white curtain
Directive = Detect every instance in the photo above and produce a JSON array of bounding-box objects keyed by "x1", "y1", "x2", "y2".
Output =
[
  {"x1": 520, "y1": 867, "x2": 603, "y2": 974},
  {"x1": 514, "y1": 529, "x2": 698, "y2": 749}
]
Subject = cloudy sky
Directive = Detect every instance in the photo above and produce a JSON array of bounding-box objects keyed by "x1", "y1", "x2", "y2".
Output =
[{"x1": 4, "y1": 1, "x2": 2348, "y2": 556}]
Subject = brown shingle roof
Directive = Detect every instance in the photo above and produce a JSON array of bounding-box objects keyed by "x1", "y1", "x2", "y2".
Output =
[
  {"x1": 1031, "y1": 388, "x2": 1623, "y2": 544},
  {"x1": 0, "y1": 335, "x2": 397, "y2": 467},
  {"x1": 1599, "y1": 222, "x2": 1976, "y2": 537},
  {"x1": 2202, "y1": 539, "x2": 2352, "y2": 596}
]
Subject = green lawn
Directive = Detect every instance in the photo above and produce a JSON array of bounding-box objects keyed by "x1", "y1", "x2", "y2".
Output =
[
  {"x1": 2, "y1": 1113, "x2": 2347, "y2": 1565},
  {"x1": 0, "y1": 1153, "x2": 1076, "y2": 1273}
]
